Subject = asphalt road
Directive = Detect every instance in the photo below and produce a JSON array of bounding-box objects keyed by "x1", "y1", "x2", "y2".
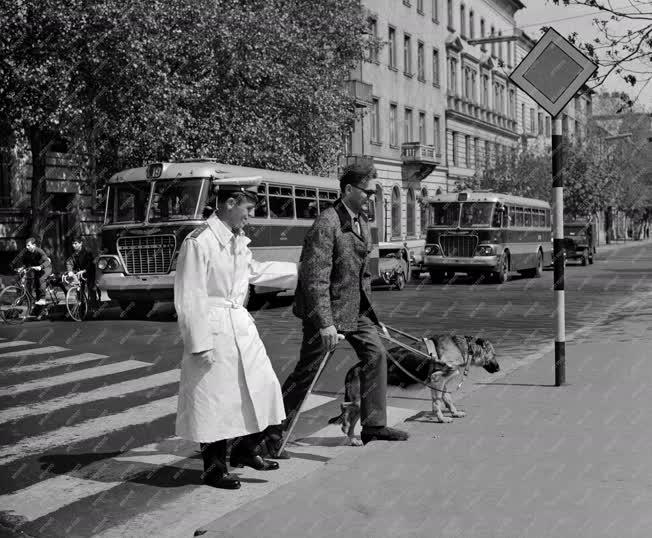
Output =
[{"x1": 0, "y1": 240, "x2": 650, "y2": 537}]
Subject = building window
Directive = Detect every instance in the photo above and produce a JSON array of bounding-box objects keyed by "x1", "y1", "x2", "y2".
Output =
[
  {"x1": 451, "y1": 131, "x2": 458, "y2": 166},
  {"x1": 417, "y1": 41, "x2": 425, "y2": 80},
  {"x1": 484, "y1": 140, "x2": 491, "y2": 166},
  {"x1": 465, "y1": 135, "x2": 470, "y2": 167},
  {"x1": 404, "y1": 108, "x2": 413, "y2": 142},
  {"x1": 432, "y1": 48, "x2": 440, "y2": 85},
  {"x1": 469, "y1": 11, "x2": 474, "y2": 39},
  {"x1": 538, "y1": 112, "x2": 543, "y2": 135},
  {"x1": 420, "y1": 187, "x2": 428, "y2": 236},
  {"x1": 417, "y1": 0, "x2": 424, "y2": 14},
  {"x1": 448, "y1": 57, "x2": 458, "y2": 94},
  {"x1": 404, "y1": 34, "x2": 412, "y2": 75},
  {"x1": 507, "y1": 41, "x2": 512, "y2": 67},
  {"x1": 521, "y1": 103, "x2": 526, "y2": 133},
  {"x1": 432, "y1": 0, "x2": 439, "y2": 22},
  {"x1": 368, "y1": 18, "x2": 379, "y2": 62},
  {"x1": 530, "y1": 108, "x2": 535, "y2": 133},
  {"x1": 371, "y1": 98, "x2": 380, "y2": 143},
  {"x1": 509, "y1": 89, "x2": 515, "y2": 118},
  {"x1": 418, "y1": 112, "x2": 426, "y2": 143},
  {"x1": 447, "y1": 0, "x2": 453, "y2": 30},
  {"x1": 389, "y1": 103, "x2": 398, "y2": 146},
  {"x1": 498, "y1": 30, "x2": 503, "y2": 62},
  {"x1": 480, "y1": 18, "x2": 486, "y2": 50},
  {"x1": 575, "y1": 119, "x2": 581, "y2": 140},
  {"x1": 391, "y1": 186, "x2": 401, "y2": 238},
  {"x1": 388, "y1": 27, "x2": 397, "y2": 69},
  {"x1": 474, "y1": 137, "x2": 480, "y2": 167},
  {"x1": 490, "y1": 26, "x2": 495, "y2": 57},
  {"x1": 407, "y1": 188, "x2": 416, "y2": 236},
  {"x1": 481, "y1": 74, "x2": 489, "y2": 107},
  {"x1": 460, "y1": 4, "x2": 466, "y2": 37},
  {"x1": 433, "y1": 116, "x2": 441, "y2": 153},
  {"x1": 545, "y1": 116, "x2": 551, "y2": 137}
]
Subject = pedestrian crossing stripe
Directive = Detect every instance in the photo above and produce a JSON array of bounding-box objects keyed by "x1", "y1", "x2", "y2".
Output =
[
  {"x1": 0, "y1": 345, "x2": 68, "y2": 358},
  {"x1": 0, "y1": 340, "x2": 34, "y2": 350},
  {"x1": 5, "y1": 352, "x2": 108, "y2": 374}
]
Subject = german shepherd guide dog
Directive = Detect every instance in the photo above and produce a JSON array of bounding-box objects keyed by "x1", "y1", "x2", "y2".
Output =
[{"x1": 328, "y1": 335, "x2": 500, "y2": 446}]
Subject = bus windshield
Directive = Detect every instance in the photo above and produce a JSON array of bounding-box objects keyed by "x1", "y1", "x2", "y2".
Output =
[
  {"x1": 149, "y1": 179, "x2": 204, "y2": 222},
  {"x1": 460, "y1": 202, "x2": 495, "y2": 227},
  {"x1": 431, "y1": 202, "x2": 461, "y2": 226},
  {"x1": 106, "y1": 182, "x2": 150, "y2": 224}
]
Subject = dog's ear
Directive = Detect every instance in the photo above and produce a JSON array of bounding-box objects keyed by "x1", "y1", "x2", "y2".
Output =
[{"x1": 475, "y1": 338, "x2": 496, "y2": 361}]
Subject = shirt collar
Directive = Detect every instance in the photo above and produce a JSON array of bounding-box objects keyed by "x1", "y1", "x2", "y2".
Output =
[
  {"x1": 206, "y1": 215, "x2": 251, "y2": 247},
  {"x1": 341, "y1": 200, "x2": 359, "y2": 222}
]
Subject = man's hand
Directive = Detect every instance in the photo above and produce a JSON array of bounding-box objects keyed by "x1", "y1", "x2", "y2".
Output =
[
  {"x1": 31, "y1": 266, "x2": 41, "y2": 271},
  {"x1": 319, "y1": 325, "x2": 344, "y2": 350},
  {"x1": 192, "y1": 350, "x2": 216, "y2": 366}
]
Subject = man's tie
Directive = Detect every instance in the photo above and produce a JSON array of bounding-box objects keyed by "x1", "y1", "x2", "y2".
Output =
[{"x1": 353, "y1": 216, "x2": 360, "y2": 236}]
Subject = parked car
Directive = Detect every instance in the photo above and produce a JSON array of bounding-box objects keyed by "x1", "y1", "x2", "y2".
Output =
[
  {"x1": 375, "y1": 248, "x2": 410, "y2": 290},
  {"x1": 563, "y1": 221, "x2": 596, "y2": 266}
]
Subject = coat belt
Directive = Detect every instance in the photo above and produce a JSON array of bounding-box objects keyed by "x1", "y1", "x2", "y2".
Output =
[{"x1": 206, "y1": 297, "x2": 243, "y2": 309}]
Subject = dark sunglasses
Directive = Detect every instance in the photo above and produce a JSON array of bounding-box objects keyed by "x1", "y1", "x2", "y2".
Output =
[{"x1": 350, "y1": 184, "x2": 376, "y2": 198}]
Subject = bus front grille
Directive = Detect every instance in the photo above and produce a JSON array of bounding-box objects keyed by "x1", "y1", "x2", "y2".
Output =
[
  {"x1": 440, "y1": 235, "x2": 478, "y2": 257},
  {"x1": 117, "y1": 235, "x2": 176, "y2": 274}
]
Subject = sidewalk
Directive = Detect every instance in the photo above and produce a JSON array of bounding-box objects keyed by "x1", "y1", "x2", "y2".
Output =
[{"x1": 199, "y1": 312, "x2": 652, "y2": 537}]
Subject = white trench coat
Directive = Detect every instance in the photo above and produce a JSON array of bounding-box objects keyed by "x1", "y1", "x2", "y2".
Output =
[{"x1": 174, "y1": 215, "x2": 298, "y2": 442}]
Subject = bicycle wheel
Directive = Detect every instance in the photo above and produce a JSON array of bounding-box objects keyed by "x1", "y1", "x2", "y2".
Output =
[
  {"x1": 66, "y1": 286, "x2": 88, "y2": 322},
  {"x1": 0, "y1": 286, "x2": 31, "y2": 324}
]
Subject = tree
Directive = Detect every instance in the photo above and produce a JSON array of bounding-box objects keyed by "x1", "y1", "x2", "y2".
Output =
[{"x1": 551, "y1": 0, "x2": 651, "y2": 102}]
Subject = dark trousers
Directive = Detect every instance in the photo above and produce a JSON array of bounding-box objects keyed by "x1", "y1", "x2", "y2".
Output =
[
  {"x1": 30, "y1": 267, "x2": 52, "y2": 300},
  {"x1": 281, "y1": 315, "x2": 387, "y2": 429},
  {"x1": 199, "y1": 432, "x2": 264, "y2": 478}
]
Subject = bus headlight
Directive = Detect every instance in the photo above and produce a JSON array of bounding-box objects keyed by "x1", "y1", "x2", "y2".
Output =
[
  {"x1": 424, "y1": 245, "x2": 440, "y2": 255},
  {"x1": 476, "y1": 245, "x2": 495, "y2": 256},
  {"x1": 97, "y1": 256, "x2": 123, "y2": 273}
]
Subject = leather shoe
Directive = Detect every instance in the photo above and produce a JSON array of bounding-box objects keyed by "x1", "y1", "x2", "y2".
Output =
[
  {"x1": 204, "y1": 473, "x2": 241, "y2": 490},
  {"x1": 360, "y1": 426, "x2": 409, "y2": 445},
  {"x1": 230, "y1": 454, "x2": 279, "y2": 471}
]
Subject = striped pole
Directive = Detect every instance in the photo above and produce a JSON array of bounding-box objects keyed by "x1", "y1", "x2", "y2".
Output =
[{"x1": 552, "y1": 117, "x2": 565, "y2": 386}]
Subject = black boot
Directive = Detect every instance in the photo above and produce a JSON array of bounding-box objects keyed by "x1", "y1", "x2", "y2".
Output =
[
  {"x1": 200, "y1": 441, "x2": 241, "y2": 489},
  {"x1": 230, "y1": 434, "x2": 279, "y2": 471}
]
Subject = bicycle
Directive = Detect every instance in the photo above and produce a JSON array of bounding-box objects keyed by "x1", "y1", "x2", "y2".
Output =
[
  {"x1": 0, "y1": 268, "x2": 66, "y2": 324},
  {"x1": 63, "y1": 270, "x2": 92, "y2": 322}
]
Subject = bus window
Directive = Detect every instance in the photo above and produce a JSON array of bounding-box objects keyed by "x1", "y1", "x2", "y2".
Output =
[
  {"x1": 252, "y1": 183, "x2": 269, "y2": 218},
  {"x1": 268, "y1": 184, "x2": 294, "y2": 219},
  {"x1": 107, "y1": 182, "x2": 150, "y2": 224},
  {"x1": 492, "y1": 204, "x2": 503, "y2": 228},
  {"x1": 545, "y1": 209, "x2": 551, "y2": 228},
  {"x1": 460, "y1": 202, "x2": 494, "y2": 227},
  {"x1": 295, "y1": 188, "x2": 318, "y2": 219},
  {"x1": 149, "y1": 178, "x2": 203, "y2": 222},
  {"x1": 536, "y1": 209, "x2": 545, "y2": 227},
  {"x1": 523, "y1": 208, "x2": 532, "y2": 227},
  {"x1": 318, "y1": 190, "x2": 338, "y2": 213},
  {"x1": 514, "y1": 207, "x2": 524, "y2": 227},
  {"x1": 431, "y1": 202, "x2": 460, "y2": 226}
]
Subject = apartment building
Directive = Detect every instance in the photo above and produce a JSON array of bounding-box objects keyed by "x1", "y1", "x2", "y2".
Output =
[
  {"x1": 443, "y1": 0, "x2": 524, "y2": 188},
  {"x1": 344, "y1": 0, "x2": 448, "y2": 250}
]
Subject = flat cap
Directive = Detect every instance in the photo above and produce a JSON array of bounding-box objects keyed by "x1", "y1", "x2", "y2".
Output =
[{"x1": 212, "y1": 176, "x2": 262, "y2": 197}]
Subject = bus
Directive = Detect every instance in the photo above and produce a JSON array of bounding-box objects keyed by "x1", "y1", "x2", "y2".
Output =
[
  {"x1": 96, "y1": 159, "x2": 381, "y2": 316},
  {"x1": 422, "y1": 190, "x2": 552, "y2": 284}
]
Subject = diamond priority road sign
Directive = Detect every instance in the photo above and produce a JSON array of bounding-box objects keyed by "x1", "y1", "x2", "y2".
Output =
[{"x1": 509, "y1": 27, "x2": 597, "y2": 118}]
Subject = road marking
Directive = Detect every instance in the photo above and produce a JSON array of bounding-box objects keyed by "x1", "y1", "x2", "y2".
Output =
[
  {"x1": 0, "y1": 395, "x2": 178, "y2": 465},
  {"x1": 0, "y1": 360, "x2": 150, "y2": 397},
  {"x1": 0, "y1": 475, "x2": 123, "y2": 522},
  {"x1": 0, "y1": 340, "x2": 33, "y2": 349},
  {"x1": 5, "y1": 353, "x2": 109, "y2": 374},
  {"x1": 0, "y1": 369, "x2": 181, "y2": 424},
  {"x1": 0, "y1": 346, "x2": 68, "y2": 359}
]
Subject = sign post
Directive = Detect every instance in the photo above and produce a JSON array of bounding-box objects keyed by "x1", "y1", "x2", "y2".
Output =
[{"x1": 509, "y1": 28, "x2": 597, "y2": 386}]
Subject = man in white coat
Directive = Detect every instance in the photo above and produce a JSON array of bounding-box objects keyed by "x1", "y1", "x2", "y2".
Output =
[{"x1": 174, "y1": 177, "x2": 298, "y2": 490}]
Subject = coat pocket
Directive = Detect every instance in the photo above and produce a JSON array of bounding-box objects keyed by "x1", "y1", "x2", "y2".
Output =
[{"x1": 208, "y1": 309, "x2": 226, "y2": 335}]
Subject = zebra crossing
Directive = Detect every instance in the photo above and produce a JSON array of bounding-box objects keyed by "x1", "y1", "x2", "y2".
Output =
[{"x1": 0, "y1": 338, "x2": 418, "y2": 537}]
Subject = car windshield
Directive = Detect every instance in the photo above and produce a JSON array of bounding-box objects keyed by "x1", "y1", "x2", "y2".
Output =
[
  {"x1": 430, "y1": 202, "x2": 461, "y2": 226},
  {"x1": 460, "y1": 202, "x2": 495, "y2": 227},
  {"x1": 149, "y1": 179, "x2": 205, "y2": 222},
  {"x1": 566, "y1": 225, "x2": 587, "y2": 236},
  {"x1": 105, "y1": 182, "x2": 150, "y2": 224}
]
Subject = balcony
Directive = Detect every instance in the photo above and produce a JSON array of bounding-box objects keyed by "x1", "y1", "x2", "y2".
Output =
[
  {"x1": 400, "y1": 143, "x2": 440, "y2": 182},
  {"x1": 338, "y1": 154, "x2": 375, "y2": 175},
  {"x1": 345, "y1": 79, "x2": 373, "y2": 108}
]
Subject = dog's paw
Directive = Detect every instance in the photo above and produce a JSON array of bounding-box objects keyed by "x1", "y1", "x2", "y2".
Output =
[
  {"x1": 451, "y1": 411, "x2": 466, "y2": 418},
  {"x1": 438, "y1": 416, "x2": 453, "y2": 423},
  {"x1": 345, "y1": 437, "x2": 363, "y2": 447}
]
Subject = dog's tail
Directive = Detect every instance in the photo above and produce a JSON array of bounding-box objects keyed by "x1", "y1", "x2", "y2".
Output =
[{"x1": 328, "y1": 411, "x2": 344, "y2": 425}]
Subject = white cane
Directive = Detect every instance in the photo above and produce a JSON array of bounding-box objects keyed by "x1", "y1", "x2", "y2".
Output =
[{"x1": 276, "y1": 333, "x2": 345, "y2": 456}]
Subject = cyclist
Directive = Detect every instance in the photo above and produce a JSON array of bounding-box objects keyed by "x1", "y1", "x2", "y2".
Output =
[
  {"x1": 65, "y1": 237, "x2": 99, "y2": 305},
  {"x1": 12, "y1": 237, "x2": 52, "y2": 306}
]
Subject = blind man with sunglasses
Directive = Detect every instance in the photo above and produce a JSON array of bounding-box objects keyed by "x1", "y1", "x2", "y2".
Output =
[{"x1": 267, "y1": 163, "x2": 409, "y2": 455}]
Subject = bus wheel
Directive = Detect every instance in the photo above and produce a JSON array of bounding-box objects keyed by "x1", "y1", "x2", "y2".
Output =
[
  {"x1": 429, "y1": 270, "x2": 445, "y2": 284},
  {"x1": 393, "y1": 272, "x2": 406, "y2": 290},
  {"x1": 522, "y1": 251, "x2": 543, "y2": 278},
  {"x1": 119, "y1": 301, "x2": 154, "y2": 319},
  {"x1": 493, "y1": 254, "x2": 510, "y2": 284}
]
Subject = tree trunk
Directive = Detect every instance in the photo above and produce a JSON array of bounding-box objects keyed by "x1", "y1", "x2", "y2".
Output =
[{"x1": 27, "y1": 126, "x2": 50, "y2": 240}]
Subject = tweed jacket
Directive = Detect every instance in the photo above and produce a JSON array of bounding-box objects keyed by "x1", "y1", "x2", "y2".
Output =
[{"x1": 293, "y1": 199, "x2": 378, "y2": 332}]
